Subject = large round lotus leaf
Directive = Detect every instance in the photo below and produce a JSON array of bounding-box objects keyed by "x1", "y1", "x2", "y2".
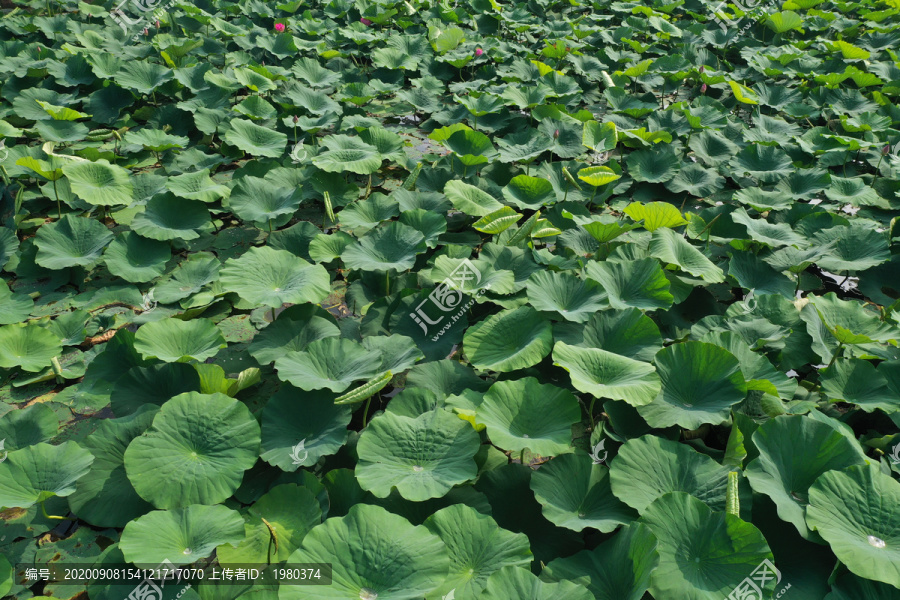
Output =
[
  {"x1": 220, "y1": 246, "x2": 331, "y2": 308},
  {"x1": 503, "y1": 175, "x2": 555, "y2": 210},
  {"x1": 341, "y1": 221, "x2": 427, "y2": 272},
  {"x1": 279, "y1": 504, "x2": 450, "y2": 600},
  {"x1": 133, "y1": 317, "x2": 226, "y2": 363},
  {"x1": 812, "y1": 222, "x2": 890, "y2": 272},
  {"x1": 224, "y1": 118, "x2": 288, "y2": 158},
  {"x1": 648, "y1": 228, "x2": 725, "y2": 283},
  {"x1": 130, "y1": 194, "x2": 211, "y2": 241},
  {"x1": 0, "y1": 282, "x2": 33, "y2": 324},
  {"x1": 0, "y1": 322, "x2": 62, "y2": 372},
  {"x1": 583, "y1": 258, "x2": 674, "y2": 310},
  {"x1": 554, "y1": 308, "x2": 663, "y2": 362},
  {"x1": 165, "y1": 168, "x2": 230, "y2": 203},
  {"x1": 827, "y1": 572, "x2": 900, "y2": 600},
  {"x1": 526, "y1": 270, "x2": 607, "y2": 322},
  {"x1": 478, "y1": 566, "x2": 594, "y2": 600},
  {"x1": 218, "y1": 484, "x2": 322, "y2": 564},
  {"x1": 275, "y1": 337, "x2": 383, "y2": 392},
  {"x1": 67, "y1": 406, "x2": 156, "y2": 527},
  {"x1": 463, "y1": 306, "x2": 552, "y2": 372},
  {"x1": 102, "y1": 231, "x2": 170, "y2": 283},
  {"x1": 120, "y1": 503, "x2": 245, "y2": 567},
  {"x1": 531, "y1": 452, "x2": 636, "y2": 532},
  {"x1": 820, "y1": 358, "x2": 897, "y2": 412},
  {"x1": 609, "y1": 435, "x2": 731, "y2": 514},
  {"x1": 248, "y1": 304, "x2": 340, "y2": 364},
  {"x1": 152, "y1": 251, "x2": 220, "y2": 304},
  {"x1": 746, "y1": 414, "x2": 869, "y2": 540},
  {"x1": 637, "y1": 341, "x2": 747, "y2": 429},
  {"x1": 475, "y1": 378, "x2": 580, "y2": 456},
  {"x1": 421, "y1": 505, "x2": 532, "y2": 600},
  {"x1": 806, "y1": 465, "x2": 900, "y2": 588},
  {"x1": 34, "y1": 214, "x2": 114, "y2": 270},
  {"x1": 0, "y1": 227, "x2": 18, "y2": 269},
  {"x1": 443, "y1": 180, "x2": 505, "y2": 216},
  {"x1": 624, "y1": 146, "x2": 681, "y2": 183},
  {"x1": 312, "y1": 134, "x2": 383, "y2": 174},
  {"x1": 61, "y1": 159, "x2": 133, "y2": 206},
  {"x1": 124, "y1": 392, "x2": 261, "y2": 509},
  {"x1": 0, "y1": 403, "x2": 57, "y2": 451},
  {"x1": 356, "y1": 408, "x2": 481, "y2": 501},
  {"x1": 552, "y1": 342, "x2": 661, "y2": 407},
  {"x1": 110, "y1": 362, "x2": 202, "y2": 416},
  {"x1": 260, "y1": 385, "x2": 352, "y2": 470},
  {"x1": 0, "y1": 441, "x2": 94, "y2": 508},
  {"x1": 642, "y1": 492, "x2": 775, "y2": 600},
  {"x1": 229, "y1": 176, "x2": 304, "y2": 224},
  {"x1": 810, "y1": 292, "x2": 900, "y2": 345},
  {"x1": 542, "y1": 522, "x2": 659, "y2": 600}
]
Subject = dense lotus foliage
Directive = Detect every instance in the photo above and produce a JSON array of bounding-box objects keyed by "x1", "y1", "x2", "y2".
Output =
[{"x1": 1, "y1": 0, "x2": 900, "y2": 597}]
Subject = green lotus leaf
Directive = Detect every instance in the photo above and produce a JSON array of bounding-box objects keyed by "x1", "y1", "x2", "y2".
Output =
[
  {"x1": 555, "y1": 308, "x2": 663, "y2": 362},
  {"x1": 275, "y1": 337, "x2": 383, "y2": 392},
  {"x1": 312, "y1": 134, "x2": 383, "y2": 174},
  {"x1": 110, "y1": 362, "x2": 202, "y2": 416},
  {"x1": 102, "y1": 231, "x2": 170, "y2": 283},
  {"x1": 584, "y1": 257, "x2": 674, "y2": 310},
  {"x1": 0, "y1": 441, "x2": 94, "y2": 508},
  {"x1": 479, "y1": 566, "x2": 594, "y2": 600},
  {"x1": 0, "y1": 322, "x2": 62, "y2": 372},
  {"x1": 134, "y1": 318, "x2": 226, "y2": 363},
  {"x1": 811, "y1": 292, "x2": 900, "y2": 345},
  {"x1": 730, "y1": 144, "x2": 793, "y2": 183},
  {"x1": 279, "y1": 504, "x2": 450, "y2": 600},
  {"x1": 0, "y1": 227, "x2": 18, "y2": 269},
  {"x1": 152, "y1": 251, "x2": 220, "y2": 304},
  {"x1": 114, "y1": 61, "x2": 174, "y2": 93},
  {"x1": 812, "y1": 223, "x2": 890, "y2": 272},
  {"x1": 61, "y1": 159, "x2": 133, "y2": 206},
  {"x1": 165, "y1": 169, "x2": 230, "y2": 203},
  {"x1": 745, "y1": 414, "x2": 869, "y2": 540},
  {"x1": 827, "y1": 572, "x2": 900, "y2": 599},
  {"x1": 361, "y1": 334, "x2": 425, "y2": 373},
  {"x1": 463, "y1": 306, "x2": 552, "y2": 372},
  {"x1": 649, "y1": 228, "x2": 725, "y2": 283},
  {"x1": 421, "y1": 505, "x2": 532, "y2": 600},
  {"x1": 443, "y1": 180, "x2": 505, "y2": 216},
  {"x1": 34, "y1": 214, "x2": 114, "y2": 270},
  {"x1": 249, "y1": 304, "x2": 340, "y2": 364},
  {"x1": 120, "y1": 504, "x2": 245, "y2": 567},
  {"x1": 309, "y1": 231, "x2": 357, "y2": 261},
  {"x1": 665, "y1": 163, "x2": 726, "y2": 197},
  {"x1": 339, "y1": 193, "x2": 400, "y2": 233},
  {"x1": 125, "y1": 128, "x2": 189, "y2": 152},
  {"x1": 531, "y1": 452, "x2": 636, "y2": 532},
  {"x1": 472, "y1": 207, "x2": 522, "y2": 235},
  {"x1": 609, "y1": 435, "x2": 732, "y2": 513},
  {"x1": 260, "y1": 385, "x2": 352, "y2": 470},
  {"x1": 229, "y1": 176, "x2": 304, "y2": 224},
  {"x1": 475, "y1": 378, "x2": 580, "y2": 455},
  {"x1": 821, "y1": 358, "x2": 897, "y2": 412},
  {"x1": 552, "y1": 342, "x2": 661, "y2": 407},
  {"x1": 341, "y1": 221, "x2": 427, "y2": 272},
  {"x1": 526, "y1": 270, "x2": 607, "y2": 322},
  {"x1": 445, "y1": 128, "x2": 498, "y2": 166},
  {"x1": 131, "y1": 194, "x2": 211, "y2": 241},
  {"x1": 502, "y1": 175, "x2": 555, "y2": 210},
  {"x1": 67, "y1": 406, "x2": 156, "y2": 527},
  {"x1": 577, "y1": 165, "x2": 620, "y2": 187},
  {"x1": 220, "y1": 246, "x2": 331, "y2": 308},
  {"x1": 0, "y1": 282, "x2": 33, "y2": 325},
  {"x1": 124, "y1": 392, "x2": 261, "y2": 509},
  {"x1": 541, "y1": 522, "x2": 658, "y2": 600},
  {"x1": 642, "y1": 492, "x2": 775, "y2": 600},
  {"x1": 356, "y1": 408, "x2": 480, "y2": 501},
  {"x1": 624, "y1": 146, "x2": 681, "y2": 183},
  {"x1": 637, "y1": 341, "x2": 746, "y2": 429},
  {"x1": 730, "y1": 208, "x2": 808, "y2": 248},
  {"x1": 224, "y1": 119, "x2": 288, "y2": 158},
  {"x1": 0, "y1": 403, "x2": 57, "y2": 451},
  {"x1": 807, "y1": 465, "x2": 900, "y2": 588},
  {"x1": 217, "y1": 484, "x2": 322, "y2": 564},
  {"x1": 623, "y1": 202, "x2": 687, "y2": 232}
]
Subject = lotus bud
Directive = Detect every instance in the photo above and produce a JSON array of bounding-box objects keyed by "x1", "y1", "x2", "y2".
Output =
[
  {"x1": 475, "y1": 47, "x2": 483, "y2": 57},
  {"x1": 143, "y1": 27, "x2": 149, "y2": 35},
  {"x1": 883, "y1": 145, "x2": 891, "y2": 155},
  {"x1": 701, "y1": 83, "x2": 707, "y2": 94},
  {"x1": 155, "y1": 20, "x2": 160, "y2": 27},
  {"x1": 554, "y1": 129, "x2": 560, "y2": 139},
  {"x1": 360, "y1": 17, "x2": 372, "y2": 25},
  {"x1": 699, "y1": 65, "x2": 705, "y2": 73},
  {"x1": 274, "y1": 22, "x2": 285, "y2": 32},
  {"x1": 293, "y1": 115, "x2": 299, "y2": 124}
]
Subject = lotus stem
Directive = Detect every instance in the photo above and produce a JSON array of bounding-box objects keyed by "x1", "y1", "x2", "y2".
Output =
[
  {"x1": 362, "y1": 395, "x2": 373, "y2": 428},
  {"x1": 52, "y1": 178, "x2": 61, "y2": 219},
  {"x1": 40, "y1": 501, "x2": 75, "y2": 521},
  {"x1": 826, "y1": 342, "x2": 844, "y2": 369},
  {"x1": 588, "y1": 397, "x2": 596, "y2": 430},
  {"x1": 726, "y1": 472, "x2": 740, "y2": 517}
]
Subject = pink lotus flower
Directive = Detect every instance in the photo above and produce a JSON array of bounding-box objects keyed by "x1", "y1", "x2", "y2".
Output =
[
  {"x1": 883, "y1": 145, "x2": 892, "y2": 155},
  {"x1": 475, "y1": 47, "x2": 483, "y2": 56},
  {"x1": 155, "y1": 20, "x2": 160, "y2": 27},
  {"x1": 143, "y1": 28, "x2": 149, "y2": 35},
  {"x1": 360, "y1": 17, "x2": 372, "y2": 25},
  {"x1": 701, "y1": 83, "x2": 707, "y2": 93},
  {"x1": 274, "y1": 23, "x2": 285, "y2": 32},
  {"x1": 553, "y1": 129, "x2": 560, "y2": 139}
]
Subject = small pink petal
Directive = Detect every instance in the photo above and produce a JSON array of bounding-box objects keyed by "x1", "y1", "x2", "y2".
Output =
[
  {"x1": 475, "y1": 48, "x2": 483, "y2": 56},
  {"x1": 274, "y1": 23, "x2": 285, "y2": 32},
  {"x1": 360, "y1": 17, "x2": 372, "y2": 25}
]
